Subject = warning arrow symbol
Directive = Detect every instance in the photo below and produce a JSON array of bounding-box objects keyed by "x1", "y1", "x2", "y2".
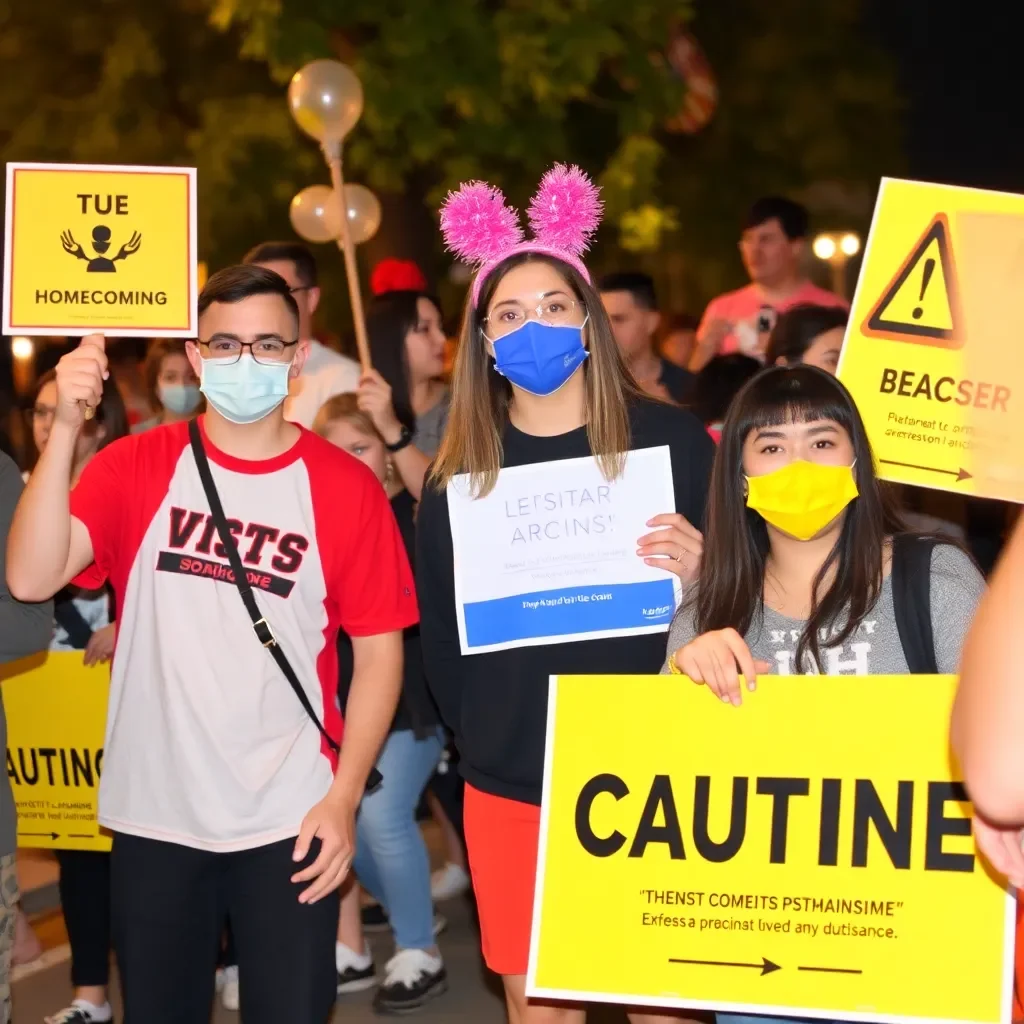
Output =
[
  {"x1": 863, "y1": 213, "x2": 963, "y2": 350},
  {"x1": 18, "y1": 831, "x2": 59, "y2": 840},
  {"x1": 879, "y1": 459, "x2": 972, "y2": 482},
  {"x1": 669, "y1": 956, "x2": 781, "y2": 976}
]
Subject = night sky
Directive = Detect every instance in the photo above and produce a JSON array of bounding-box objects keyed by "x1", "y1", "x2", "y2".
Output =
[{"x1": 870, "y1": 0, "x2": 1024, "y2": 192}]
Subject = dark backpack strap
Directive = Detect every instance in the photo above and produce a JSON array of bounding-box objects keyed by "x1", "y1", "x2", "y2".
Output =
[
  {"x1": 53, "y1": 591, "x2": 94, "y2": 650},
  {"x1": 891, "y1": 533, "x2": 940, "y2": 675},
  {"x1": 188, "y1": 421, "x2": 382, "y2": 790}
]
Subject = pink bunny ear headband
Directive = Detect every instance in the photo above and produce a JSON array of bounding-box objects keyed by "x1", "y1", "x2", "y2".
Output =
[{"x1": 439, "y1": 163, "x2": 603, "y2": 309}]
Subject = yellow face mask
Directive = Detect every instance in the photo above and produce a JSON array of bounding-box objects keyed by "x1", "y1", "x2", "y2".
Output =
[{"x1": 745, "y1": 460, "x2": 859, "y2": 541}]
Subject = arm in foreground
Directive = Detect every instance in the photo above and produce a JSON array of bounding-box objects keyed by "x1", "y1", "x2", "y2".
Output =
[
  {"x1": 292, "y1": 629, "x2": 403, "y2": 904},
  {"x1": 0, "y1": 455, "x2": 53, "y2": 660}
]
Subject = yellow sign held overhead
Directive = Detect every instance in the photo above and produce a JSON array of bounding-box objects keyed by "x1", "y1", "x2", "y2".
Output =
[
  {"x1": 838, "y1": 177, "x2": 1024, "y2": 502},
  {"x1": 528, "y1": 674, "x2": 1013, "y2": 1024},
  {"x1": 864, "y1": 214, "x2": 961, "y2": 348},
  {"x1": 3, "y1": 162, "x2": 198, "y2": 338},
  {"x1": 2, "y1": 652, "x2": 111, "y2": 852}
]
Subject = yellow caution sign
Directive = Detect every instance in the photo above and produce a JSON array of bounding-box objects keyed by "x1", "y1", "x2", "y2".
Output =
[
  {"x1": 2, "y1": 162, "x2": 198, "y2": 338},
  {"x1": 1, "y1": 652, "x2": 111, "y2": 852},
  {"x1": 528, "y1": 674, "x2": 1013, "y2": 1024},
  {"x1": 838, "y1": 177, "x2": 1024, "y2": 501},
  {"x1": 863, "y1": 214, "x2": 961, "y2": 348}
]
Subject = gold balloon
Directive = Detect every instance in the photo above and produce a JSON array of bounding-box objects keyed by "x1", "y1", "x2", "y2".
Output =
[
  {"x1": 289, "y1": 185, "x2": 336, "y2": 244},
  {"x1": 324, "y1": 184, "x2": 382, "y2": 246},
  {"x1": 288, "y1": 60, "x2": 364, "y2": 143}
]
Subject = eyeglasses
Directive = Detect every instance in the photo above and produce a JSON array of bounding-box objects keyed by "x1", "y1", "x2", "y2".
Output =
[
  {"x1": 482, "y1": 297, "x2": 584, "y2": 340},
  {"x1": 198, "y1": 337, "x2": 299, "y2": 365}
]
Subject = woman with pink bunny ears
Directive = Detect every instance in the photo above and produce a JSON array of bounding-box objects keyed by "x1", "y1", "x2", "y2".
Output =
[{"x1": 416, "y1": 165, "x2": 715, "y2": 1023}]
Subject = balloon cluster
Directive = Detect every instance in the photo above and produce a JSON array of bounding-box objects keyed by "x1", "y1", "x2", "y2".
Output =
[
  {"x1": 289, "y1": 184, "x2": 382, "y2": 246},
  {"x1": 286, "y1": 60, "x2": 381, "y2": 247}
]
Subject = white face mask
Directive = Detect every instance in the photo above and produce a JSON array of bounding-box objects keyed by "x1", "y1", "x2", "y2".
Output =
[{"x1": 199, "y1": 355, "x2": 291, "y2": 425}]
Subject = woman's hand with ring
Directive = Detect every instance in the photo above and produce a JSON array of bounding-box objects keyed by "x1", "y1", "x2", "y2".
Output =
[{"x1": 636, "y1": 513, "x2": 703, "y2": 583}]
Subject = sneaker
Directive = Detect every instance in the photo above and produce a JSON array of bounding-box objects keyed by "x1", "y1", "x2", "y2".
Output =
[
  {"x1": 45, "y1": 1000, "x2": 114, "y2": 1024},
  {"x1": 361, "y1": 906, "x2": 448, "y2": 938},
  {"x1": 219, "y1": 964, "x2": 239, "y2": 1011},
  {"x1": 430, "y1": 862, "x2": 470, "y2": 902},
  {"x1": 372, "y1": 948, "x2": 447, "y2": 1014},
  {"x1": 337, "y1": 941, "x2": 377, "y2": 994}
]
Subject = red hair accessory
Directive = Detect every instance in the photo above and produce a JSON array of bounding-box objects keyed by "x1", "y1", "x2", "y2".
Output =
[{"x1": 370, "y1": 258, "x2": 428, "y2": 296}]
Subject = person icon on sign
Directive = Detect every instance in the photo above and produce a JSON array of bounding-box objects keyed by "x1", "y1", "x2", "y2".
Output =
[{"x1": 61, "y1": 225, "x2": 142, "y2": 272}]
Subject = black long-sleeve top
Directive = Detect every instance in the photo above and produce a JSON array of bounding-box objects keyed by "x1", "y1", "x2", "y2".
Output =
[{"x1": 415, "y1": 398, "x2": 715, "y2": 805}]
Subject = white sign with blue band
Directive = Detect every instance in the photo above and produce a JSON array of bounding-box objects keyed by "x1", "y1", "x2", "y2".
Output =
[{"x1": 447, "y1": 446, "x2": 680, "y2": 654}]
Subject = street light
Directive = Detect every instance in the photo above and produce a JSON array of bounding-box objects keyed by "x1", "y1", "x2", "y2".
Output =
[
  {"x1": 812, "y1": 230, "x2": 861, "y2": 300},
  {"x1": 10, "y1": 337, "x2": 33, "y2": 361}
]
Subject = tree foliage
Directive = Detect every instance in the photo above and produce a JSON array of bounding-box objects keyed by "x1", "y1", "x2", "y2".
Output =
[
  {"x1": 0, "y1": 0, "x2": 904, "y2": 322},
  {"x1": 0, "y1": 0, "x2": 316, "y2": 274},
  {"x1": 209, "y1": 0, "x2": 903, "y2": 310}
]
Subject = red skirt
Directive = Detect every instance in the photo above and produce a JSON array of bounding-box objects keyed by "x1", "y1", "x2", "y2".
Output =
[{"x1": 464, "y1": 783, "x2": 541, "y2": 976}]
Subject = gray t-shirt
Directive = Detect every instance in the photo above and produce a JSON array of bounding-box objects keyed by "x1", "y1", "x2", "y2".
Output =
[
  {"x1": 664, "y1": 544, "x2": 984, "y2": 676},
  {"x1": 0, "y1": 455, "x2": 55, "y2": 856},
  {"x1": 412, "y1": 390, "x2": 450, "y2": 459}
]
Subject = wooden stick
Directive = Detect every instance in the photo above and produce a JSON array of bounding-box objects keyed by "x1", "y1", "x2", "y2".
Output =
[{"x1": 323, "y1": 140, "x2": 371, "y2": 373}]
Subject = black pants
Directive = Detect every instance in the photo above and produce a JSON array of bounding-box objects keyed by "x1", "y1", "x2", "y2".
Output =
[
  {"x1": 55, "y1": 849, "x2": 111, "y2": 988},
  {"x1": 110, "y1": 833, "x2": 339, "y2": 1024}
]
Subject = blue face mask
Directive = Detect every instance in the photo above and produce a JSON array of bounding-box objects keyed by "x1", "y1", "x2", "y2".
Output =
[
  {"x1": 158, "y1": 383, "x2": 202, "y2": 416},
  {"x1": 491, "y1": 320, "x2": 589, "y2": 396},
  {"x1": 199, "y1": 355, "x2": 291, "y2": 425}
]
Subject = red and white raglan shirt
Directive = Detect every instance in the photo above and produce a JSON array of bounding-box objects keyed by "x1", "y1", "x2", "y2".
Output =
[{"x1": 69, "y1": 418, "x2": 418, "y2": 853}]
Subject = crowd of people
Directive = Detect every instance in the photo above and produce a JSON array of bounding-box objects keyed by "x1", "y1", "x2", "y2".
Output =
[{"x1": 0, "y1": 172, "x2": 1015, "y2": 1024}]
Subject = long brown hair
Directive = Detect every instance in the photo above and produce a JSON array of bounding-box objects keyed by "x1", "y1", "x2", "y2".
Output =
[
  {"x1": 693, "y1": 366, "x2": 907, "y2": 672},
  {"x1": 430, "y1": 252, "x2": 642, "y2": 496}
]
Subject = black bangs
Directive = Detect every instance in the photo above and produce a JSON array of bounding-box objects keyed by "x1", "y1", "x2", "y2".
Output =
[{"x1": 729, "y1": 365, "x2": 859, "y2": 441}]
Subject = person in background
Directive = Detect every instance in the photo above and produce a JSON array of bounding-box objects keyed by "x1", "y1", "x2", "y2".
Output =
[
  {"x1": 658, "y1": 312, "x2": 699, "y2": 370},
  {"x1": 133, "y1": 339, "x2": 203, "y2": 433},
  {"x1": 686, "y1": 354, "x2": 761, "y2": 443},
  {"x1": 690, "y1": 197, "x2": 847, "y2": 371},
  {"x1": 105, "y1": 338, "x2": 151, "y2": 430},
  {"x1": 355, "y1": 278, "x2": 470, "y2": 925},
  {"x1": 599, "y1": 272, "x2": 695, "y2": 403},
  {"x1": 30, "y1": 370, "x2": 128, "y2": 1024},
  {"x1": 0, "y1": 453, "x2": 54, "y2": 1024},
  {"x1": 316, "y1": 395, "x2": 447, "y2": 1013},
  {"x1": 244, "y1": 241, "x2": 361, "y2": 428},
  {"x1": 764, "y1": 304, "x2": 848, "y2": 374},
  {"x1": 355, "y1": 289, "x2": 449, "y2": 501}
]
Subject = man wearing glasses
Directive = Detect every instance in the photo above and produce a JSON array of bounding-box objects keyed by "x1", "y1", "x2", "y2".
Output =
[
  {"x1": 7, "y1": 265, "x2": 414, "y2": 1023},
  {"x1": 243, "y1": 241, "x2": 362, "y2": 428}
]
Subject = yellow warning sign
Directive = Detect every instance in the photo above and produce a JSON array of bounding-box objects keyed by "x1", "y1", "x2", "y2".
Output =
[
  {"x1": 528, "y1": 674, "x2": 1014, "y2": 1024},
  {"x1": 2, "y1": 652, "x2": 111, "y2": 852},
  {"x1": 863, "y1": 214, "x2": 962, "y2": 348},
  {"x1": 2, "y1": 162, "x2": 198, "y2": 338},
  {"x1": 838, "y1": 177, "x2": 1024, "y2": 502}
]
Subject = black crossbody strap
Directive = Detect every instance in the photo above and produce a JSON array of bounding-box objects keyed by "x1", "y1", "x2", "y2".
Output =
[{"x1": 187, "y1": 420, "x2": 340, "y2": 752}]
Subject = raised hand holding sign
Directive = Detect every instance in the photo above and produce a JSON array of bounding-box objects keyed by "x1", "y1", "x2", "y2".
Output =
[{"x1": 55, "y1": 333, "x2": 107, "y2": 425}]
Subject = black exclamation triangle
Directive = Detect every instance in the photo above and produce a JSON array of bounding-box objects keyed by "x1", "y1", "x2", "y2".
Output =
[{"x1": 912, "y1": 258, "x2": 935, "y2": 320}]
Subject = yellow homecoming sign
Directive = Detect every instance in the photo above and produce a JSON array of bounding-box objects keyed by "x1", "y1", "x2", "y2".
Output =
[
  {"x1": 838, "y1": 177, "x2": 1024, "y2": 502},
  {"x1": 2, "y1": 652, "x2": 111, "y2": 852},
  {"x1": 3, "y1": 162, "x2": 198, "y2": 337},
  {"x1": 528, "y1": 675, "x2": 1013, "y2": 1024}
]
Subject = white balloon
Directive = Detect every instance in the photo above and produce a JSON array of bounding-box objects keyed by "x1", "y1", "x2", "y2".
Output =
[
  {"x1": 289, "y1": 185, "x2": 335, "y2": 244},
  {"x1": 324, "y1": 184, "x2": 382, "y2": 245},
  {"x1": 288, "y1": 60, "x2": 363, "y2": 143}
]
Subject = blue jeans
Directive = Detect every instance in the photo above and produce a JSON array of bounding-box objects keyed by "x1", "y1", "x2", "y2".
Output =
[{"x1": 352, "y1": 728, "x2": 443, "y2": 951}]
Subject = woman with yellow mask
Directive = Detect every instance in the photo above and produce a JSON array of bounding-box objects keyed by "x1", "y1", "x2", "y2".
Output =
[{"x1": 663, "y1": 366, "x2": 985, "y2": 1023}]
